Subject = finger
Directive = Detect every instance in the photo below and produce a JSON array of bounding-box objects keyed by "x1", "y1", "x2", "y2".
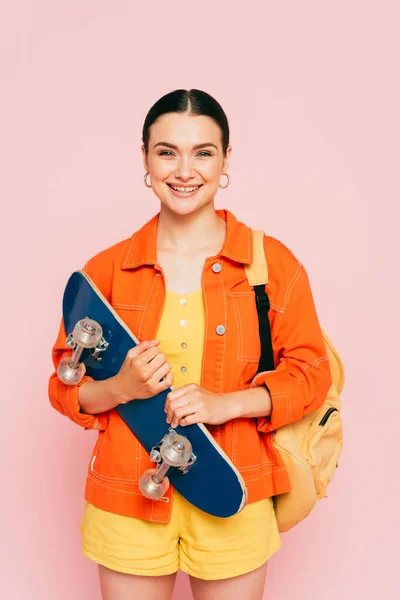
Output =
[
  {"x1": 141, "y1": 344, "x2": 164, "y2": 364},
  {"x1": 165, "y1": 394, "x2": 192, "y2": 422},
  {"x1": 137, "y1": 345, "x2": 163, "y2": 366},
  {"x1": 149, "y1": 361, "x2": 172, "y2": 386},
  {"x1": 143, "y1": 352, "x2": 169, "y2": 379},
  {"x1": 156, "y1": 370, "x2": 173, "y2": 393},
  {"x1": 172, "y1": 404, "x2": 204, "y2": 429},
  {"x1": 127, "y1": 340, "x2": 159, "y2": 359},
  {"x1": 179, "y1": 411, "x2": 205, "y2": 427},
  {"x1": 166, "y1": 383, "x2": 198, "y2": 405},
  {"x1": 169, "y1": 402, "x2": 204, "y2": 429}
]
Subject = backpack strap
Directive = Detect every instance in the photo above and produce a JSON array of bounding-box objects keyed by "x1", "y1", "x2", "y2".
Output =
[{"x1": 244, "y1": 230, "x2": 275, "y2": 373}]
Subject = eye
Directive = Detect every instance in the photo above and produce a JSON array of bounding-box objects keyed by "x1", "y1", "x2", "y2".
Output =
[
  {"x1": 196, "y1": 151, "x2": 212, "y2": 157},
  {"x1": 158, "y1": 150, "x2": 175, "y2": 156}
]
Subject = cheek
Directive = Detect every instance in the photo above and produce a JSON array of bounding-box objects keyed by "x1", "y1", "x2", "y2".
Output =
[
  {"x1": 200, "y1": 161, "x2": 223, "y2": 182},
  {"x1": 148, "y1": 158, "x2": 174, "y2": 179}
]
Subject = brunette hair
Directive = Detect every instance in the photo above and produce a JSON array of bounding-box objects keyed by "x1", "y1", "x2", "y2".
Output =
[{"x1": 142, "y1": 89, "x2": 230, "y2": 155}]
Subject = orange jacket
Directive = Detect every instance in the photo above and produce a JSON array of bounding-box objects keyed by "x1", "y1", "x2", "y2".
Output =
[{"x1": 49, "y1": 209, "x2": 331, "y2": 523}]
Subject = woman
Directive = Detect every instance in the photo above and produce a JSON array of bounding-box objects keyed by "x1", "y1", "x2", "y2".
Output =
[{"x1": 49, "y1": 89, "x2": 331, "y2": 600}]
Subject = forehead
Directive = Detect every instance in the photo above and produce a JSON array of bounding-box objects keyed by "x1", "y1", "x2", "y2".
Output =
[{"x1": 149, "y1": 113, "x2": 222, "y2": 147}]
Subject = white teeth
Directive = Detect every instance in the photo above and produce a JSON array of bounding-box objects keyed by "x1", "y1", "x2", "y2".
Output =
[{"x1": 170, "y1": 185, "x2": 199, "y2": 193}]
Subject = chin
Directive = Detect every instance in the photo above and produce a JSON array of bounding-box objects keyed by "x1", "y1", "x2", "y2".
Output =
[
  {"x1": 165, "y1": 200, "x2": 203, "y2": 216},
  {"x1": 160, "y1": 190, "x2": 213, "y2": 216}
]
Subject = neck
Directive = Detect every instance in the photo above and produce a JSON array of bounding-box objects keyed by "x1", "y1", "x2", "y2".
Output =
[{"x1": 157, "y1": 203, "x2": 225, "y2": 252}]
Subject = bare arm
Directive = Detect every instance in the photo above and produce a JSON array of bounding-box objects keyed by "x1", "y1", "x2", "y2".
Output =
[
  {"x1": 79, "y1": 340, "x2": 173, "y2": 415},
  {"x1": 164, "y1": 383, "x2": 272, "y2": 429},
  {"x1": 224, "y1": 385, "x2": 272, "y2": 420},
  {"x1": 78, "y1": 376, "x2": 122, "y2": 415}
]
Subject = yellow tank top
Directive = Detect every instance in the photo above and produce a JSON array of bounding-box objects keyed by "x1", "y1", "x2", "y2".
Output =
[{"x1": 156, "y1": 289, "x2": 205, "y2": 388}]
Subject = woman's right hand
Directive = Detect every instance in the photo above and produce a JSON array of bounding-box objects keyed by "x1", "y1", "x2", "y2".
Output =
[{"x1": 110, "y1": 340, "x2": 173, "y2": 404}]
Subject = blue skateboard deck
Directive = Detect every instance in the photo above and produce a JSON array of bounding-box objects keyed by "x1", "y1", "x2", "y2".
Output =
[{"x1": 62, "y1": 271, "x2": 247, "y2": 517}]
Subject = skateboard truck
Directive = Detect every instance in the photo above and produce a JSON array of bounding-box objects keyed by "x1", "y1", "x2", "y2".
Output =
[
  {"x1": 57, "y1": 318, "x2": 108, "y2": 385},
  {"x1": 139, "y1": 430, "x2": 197, "y2": 500},
  {"x1": 89, "y1": 338, "x2": 110, "y2": 362}
]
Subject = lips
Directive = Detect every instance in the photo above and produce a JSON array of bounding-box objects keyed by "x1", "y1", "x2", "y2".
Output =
[
  {"x1": 167, "y1": 183, "x2": 203, "y2": 198},
  {"x1": 167, "y1": 184, "x2": 203, "y2": 192}
]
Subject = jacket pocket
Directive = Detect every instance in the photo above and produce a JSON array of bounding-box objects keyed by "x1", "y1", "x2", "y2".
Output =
[
  {"x1": 226, "y1": 292, "x2": 261, "y2": 363},
  {"x1": 88, "y1": 416, "x2": 143, "y2": 484},
  {"x1": 111, "y1": 305, "x2": 146, "y2": 339}
]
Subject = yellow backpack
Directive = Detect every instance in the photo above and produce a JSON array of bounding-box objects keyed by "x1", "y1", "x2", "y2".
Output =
[{"x1": 245, "y1": 231, "x2": 344, "y2": 532}]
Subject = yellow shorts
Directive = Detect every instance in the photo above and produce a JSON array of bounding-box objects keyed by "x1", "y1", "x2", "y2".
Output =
[{"x1": 80, "y1": 492, "x2": 281, "y2": 581}]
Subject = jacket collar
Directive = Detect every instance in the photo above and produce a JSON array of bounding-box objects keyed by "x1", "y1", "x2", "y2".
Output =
[{"x1": 121, "y1": 209, "x2": 253, "y2": 270}]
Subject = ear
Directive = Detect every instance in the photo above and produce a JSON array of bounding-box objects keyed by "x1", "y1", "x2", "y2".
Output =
[
  {"x1": 141, "y1": 145, "x2": 149, "y2": 172},
  {"x1": 223, "y1": 145, "x2": 232, "y2": 173}
]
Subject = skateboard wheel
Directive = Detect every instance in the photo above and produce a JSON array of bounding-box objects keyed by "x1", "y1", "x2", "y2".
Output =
[
  {"x1": 73, "y1": 318, "x2": 103, "y2": 348},
  {"x1": 160, "y1": 434, "x2": 193, "y2": 468},
  {"x1": 57, "y1": 356, "x2": 86, "y2": 385},
  {"x1": 139, "y1": 469, "x2": 170, "y2": 499}
]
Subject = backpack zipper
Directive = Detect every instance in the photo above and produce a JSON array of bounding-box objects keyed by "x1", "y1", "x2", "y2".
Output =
[{"x1": 319, "y1": 407, "x2": 338, "y2": 426}]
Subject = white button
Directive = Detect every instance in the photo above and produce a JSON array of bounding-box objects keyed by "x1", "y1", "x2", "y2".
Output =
[
  {"x1": 212, "y1": 263, "x2": 222, "y2": 273},
  {"x1": 216, "y1": 325, "x2": 226, "y2": 335},
  {"x1": 180, "y1": 366, "x2": 187, "y2": 373},
  {"x1": 180, "y1": 298, "x2": 187, "y2": 305},
  {"x1": 180, "y1": 319, "x2": 187, "y2": 327},
  {"x1": 181, "y1": 342, "x2": 187, "y2": 349}
]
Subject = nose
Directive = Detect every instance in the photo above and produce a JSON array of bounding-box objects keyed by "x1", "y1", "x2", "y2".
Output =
[{"x1": 174, "y1": 155, "x2": 195, "y2": 182}]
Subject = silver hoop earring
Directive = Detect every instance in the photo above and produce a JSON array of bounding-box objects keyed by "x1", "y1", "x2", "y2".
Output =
[
  {"x1": 144, "y1": 172, "x2": 152, "y2": 188},
  {"x1": 219, "y1": 173, "x2": 230, "y2": 189}
]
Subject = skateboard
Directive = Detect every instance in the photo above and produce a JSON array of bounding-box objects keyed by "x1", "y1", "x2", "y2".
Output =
[{"x1": 58, "y1": 271, "x2": 247, "y2": 518}]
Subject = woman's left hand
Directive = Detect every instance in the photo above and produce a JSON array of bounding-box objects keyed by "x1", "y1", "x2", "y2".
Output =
[{"x1": 164, "y1": 384, "x2": 236, "y2": 428}]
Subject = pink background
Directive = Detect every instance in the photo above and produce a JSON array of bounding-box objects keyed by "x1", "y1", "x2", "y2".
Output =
[{"x1": 1, "y1": 1, "x2": 399, "y2": 598}]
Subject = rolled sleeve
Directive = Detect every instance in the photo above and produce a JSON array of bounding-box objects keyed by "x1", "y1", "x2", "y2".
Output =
[
  {"x1": 252, "y1": 265, "x2": 332, "y2": 433},
  {"x1": 48, "y1": 318, "x2": 108, "y2": 431}
]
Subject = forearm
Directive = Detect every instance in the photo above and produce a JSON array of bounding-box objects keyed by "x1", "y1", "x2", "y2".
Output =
[
  {"x1": 78, "y1": 377, "x2": 122, "y2": 415},
  {"x1": 226, "y1": 385, "x2": 272, "y2": 420}
]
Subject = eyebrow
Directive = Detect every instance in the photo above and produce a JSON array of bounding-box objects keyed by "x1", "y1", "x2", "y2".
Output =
[{"x1": 153, "y1": 141, "x2": 218, "y2": 150}]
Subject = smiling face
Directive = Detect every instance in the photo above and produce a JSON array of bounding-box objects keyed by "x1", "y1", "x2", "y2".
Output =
[{"x1": 142, "y1": 112, "x2": 231, "y2": 216}]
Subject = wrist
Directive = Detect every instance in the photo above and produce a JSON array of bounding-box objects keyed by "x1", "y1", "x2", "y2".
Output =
[
  {"x1": 224, "y1": 386, "x2": 272, "y2": 421},
  {"x1": 107, "y1": 375, "x2": 131, "y2": 405},
  {"x1": 223, "y1": 392, "x2": 244, "y2": 420}
]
